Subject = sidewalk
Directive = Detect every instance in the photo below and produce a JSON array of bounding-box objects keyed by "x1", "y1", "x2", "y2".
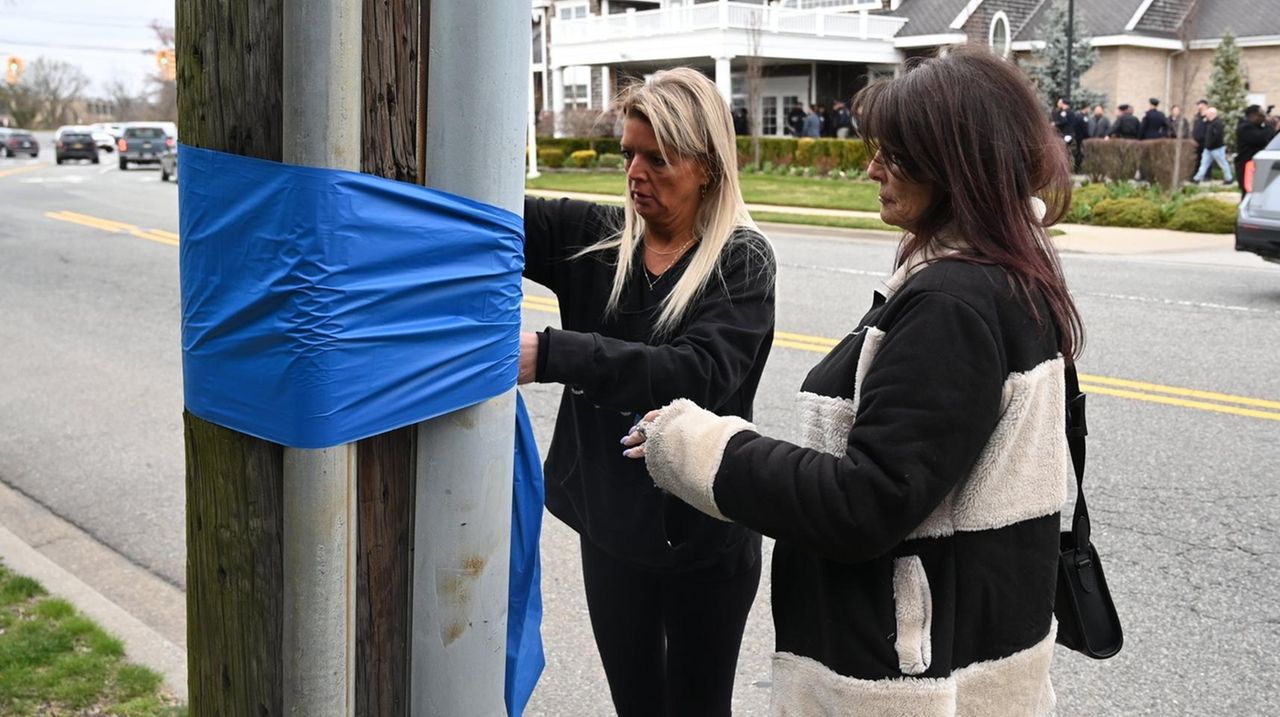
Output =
[{"x1": 525, "y1": 188, "x2": 1234, "y2": 256}]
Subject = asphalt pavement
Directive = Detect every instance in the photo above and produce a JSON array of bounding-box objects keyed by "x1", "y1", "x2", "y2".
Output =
[{"x1": 2, "y1": 148, "x2": 1279, "y2": 714}]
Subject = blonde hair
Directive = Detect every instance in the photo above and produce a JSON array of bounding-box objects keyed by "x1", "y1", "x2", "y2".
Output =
[{"x1": 580, "y1": 67, "x2": 764, "y2": 338}]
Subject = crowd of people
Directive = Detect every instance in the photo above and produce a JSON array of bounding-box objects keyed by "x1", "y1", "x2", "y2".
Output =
[{"x1": 1052, "y1": 95, "x2": 1279, "y2": 191}]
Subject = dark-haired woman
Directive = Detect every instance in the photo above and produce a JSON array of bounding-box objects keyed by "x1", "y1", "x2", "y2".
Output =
[{"x1": 622, "y1": 47, "x2": 1083, "y2": 715}]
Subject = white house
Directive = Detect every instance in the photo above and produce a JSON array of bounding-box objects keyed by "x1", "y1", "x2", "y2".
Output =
[
  {"x1": 534, "y1": 0, "x2": 909, "y2": 136},
  {"x1": 533, "y1": 0, "x2": 1280, "y2": 137}
]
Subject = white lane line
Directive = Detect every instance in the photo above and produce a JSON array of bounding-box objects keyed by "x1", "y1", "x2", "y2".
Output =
[
  {"x1": 1077, "y1": 291, "x2": 1280, "y2": 317},
  {"x1": 784, "y1": 261, "x2": 1280, "y2": 317},
  {"x1": 780, "y1": 261, "x2": 887, "y2": 279}
]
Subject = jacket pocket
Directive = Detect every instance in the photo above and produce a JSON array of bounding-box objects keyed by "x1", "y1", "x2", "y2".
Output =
[{"x1": 892, "y1": 555, "x2": 933, "y2": 675}]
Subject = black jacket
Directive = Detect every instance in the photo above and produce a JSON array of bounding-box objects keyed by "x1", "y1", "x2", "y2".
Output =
[
  {"x1": 523, "y1": 197, "x2": 776, "y2": 571},
  {"x1": 1237, "y1": 119, "x2": 1277, "y2": 165},
  {"x1": 644, "y1": 258, "x2": 1069, "y2": 713},
  {"x1": 1140, "y1": 108, "x2": 1170, "y2": 139},
  {"x1": 1087, "y1": 114, "x2": 1111, "y2": 138},
  {"x1": 1111, "y1": 113, "x2": 1141, "y2": 139},
  {"x1": 1203, "y1": 117, "x2": 1226, "y2": 150},
  {"x1": 1192, "y1": 115, "x2": 1209, "y2": 147}
]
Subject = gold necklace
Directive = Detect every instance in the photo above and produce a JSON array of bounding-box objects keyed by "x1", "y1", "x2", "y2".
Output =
[
  {"x1": 643, "y1": 237, "x2": 694, "y2": 255},
  {"x1": 642, "y1": 238, "x2": 695, "y2": 291}
]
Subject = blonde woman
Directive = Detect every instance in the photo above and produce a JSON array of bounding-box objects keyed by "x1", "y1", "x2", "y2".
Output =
[{"x1": 519, "y1": 68, "x2": 776, "y2": 715}]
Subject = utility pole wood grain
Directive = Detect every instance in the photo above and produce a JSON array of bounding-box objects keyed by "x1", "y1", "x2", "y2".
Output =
[{"x1": 177, "y1": 0, "x2": 286, "y2": 714}]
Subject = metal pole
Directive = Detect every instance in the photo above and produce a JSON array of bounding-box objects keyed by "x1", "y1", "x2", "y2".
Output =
[
  {"x1": 1064, "y1": 0, "x2": 1075, "y2": 105},
  {"x1": 529, "y1": 60, "x2": 541, "y2": 179},
  {"x1": 410, "y1": 1, "x2": 526, "y2": 714},
  {"x1": 280, "y1": 0, "x2": 361, "y2": 714}
]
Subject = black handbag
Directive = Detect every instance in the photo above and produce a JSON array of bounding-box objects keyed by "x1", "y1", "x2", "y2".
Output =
[{"x1": 1054, "y1": 364, "x2": 1124, "y2": 659}]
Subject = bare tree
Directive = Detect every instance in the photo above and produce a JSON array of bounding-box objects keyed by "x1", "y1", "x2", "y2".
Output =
[
  {"x1": 25, "y1": 58, "x2": 90, "y2": 127},
  {"x1": 744, "y1": 6, "x2": 766, "y2": 169},
  {"x1": 1168, "y1": 0, "x2": 1203, "y2": 189},
  {"x1": 0, "y1": 83, "x2": 39, "y2": 128},
  {"x1": 146, "y1": 21, "x2": 177, "y2": 120},
  {"x1": 104, "y1": 78, "x2": 146, "y2": 120}
]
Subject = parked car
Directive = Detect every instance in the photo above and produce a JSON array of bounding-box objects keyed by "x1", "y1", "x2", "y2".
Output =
[
  {"x1": 1236, "y1": 132, "x2": 1280, "y2": 264},
  {"x1": 117, "y1": 123, "x2": 173, "y2": 170},
  {"x1": 87, "y1": 123, "x2": 119, "y2": 152},
  {"x1": 0, "y1": 128, "x2": 39, "y2": 158},
  {"x1": 160, "y1": 146, "x2": 178, "y2": 182},
  {"x1": 55, "y1": 130, "x2": 99, "y2": 164}
]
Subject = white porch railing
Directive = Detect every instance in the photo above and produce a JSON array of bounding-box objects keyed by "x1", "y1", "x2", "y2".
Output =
[
  {"x1": 776, "y1": 0, "x2": 882, "y2": 10},
  {"x1": 553, "y1": 2, "x2": 907, "y2": 44}
]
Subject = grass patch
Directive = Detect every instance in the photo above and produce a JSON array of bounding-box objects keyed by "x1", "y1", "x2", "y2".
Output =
[
  {"x1": 0, "y1": 561, "x2": 185, "y2": 717},
  {"x1": 752, "y1": 211, "x2": 896, "y2": 233},
  {"x1": 527, "y1": 172, "x2": 883, "y2": 212}
]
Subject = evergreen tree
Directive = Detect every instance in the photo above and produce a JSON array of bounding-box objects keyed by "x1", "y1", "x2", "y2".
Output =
[
  {"x1": 1205, "y1": 30, "x2": 1248, "y2": 151},
  {"x1": 1026, "y1": 0, "x2": 1107, "y2": 111}
]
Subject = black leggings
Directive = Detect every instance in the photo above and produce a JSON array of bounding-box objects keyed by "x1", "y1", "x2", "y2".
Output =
[{"x1": 579, "y1": 536, "x2": 761, "y2": 717}]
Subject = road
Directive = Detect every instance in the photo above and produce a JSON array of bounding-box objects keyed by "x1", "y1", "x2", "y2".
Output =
[{"x1": 1, "y1": 142, "x2": 1279, "y2": 714}]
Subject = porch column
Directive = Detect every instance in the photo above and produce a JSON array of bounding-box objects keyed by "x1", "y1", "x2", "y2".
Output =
[
  {"x1": 714, "y1": 56, "x2": 733, "y2": 106},
  {"x1": 551, "y1": 65, "x2": 566, "y2": 138}
]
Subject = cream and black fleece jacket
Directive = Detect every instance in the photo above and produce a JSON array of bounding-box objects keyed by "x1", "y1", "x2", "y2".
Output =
[{"x1": 644, "y1": 257, "x2": 1071, "y2": 716}]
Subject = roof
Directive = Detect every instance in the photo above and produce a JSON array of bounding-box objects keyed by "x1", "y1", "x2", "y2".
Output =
[
  {"x1": 1188, "y1": 0, "x2": 1280, "y2": 41},
  {"x1": 1015, "y1": 0, "x2": 1280, "y2": 44},
  {"x1": 1014, "y1": 0, "x2": 1147, "y2": 42},
  {"x1": 888, "y1": 0, "x2": 974, "y2": 37}
]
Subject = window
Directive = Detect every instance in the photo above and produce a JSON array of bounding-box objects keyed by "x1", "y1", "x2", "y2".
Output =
[
  {"x1": 532, "y1": 20, "x2": 544, "y2": 64},
  {"x1": 558, "y1": 2, "x2": 588, "y2": 20},
  {"x1": 564, "y1": 66, "x2": 591, "y2": 110},
  {"x1": 761, "y1": 96, "x2": 778, "y2": 136},
  {"x1": 989, "y1": 11, "x2": 1011, "y2": 58}
]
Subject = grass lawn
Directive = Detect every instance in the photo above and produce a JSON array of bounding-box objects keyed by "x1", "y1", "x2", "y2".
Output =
[
  {"x1": 752, "y1": 211, "x2": 896, "y2": 233},
  {"x1": 0, "y1": 562, "x2": 185, "y2": 717},
  {"x1": 527, "y1": 172, "x2": 883, "y2": 212}
]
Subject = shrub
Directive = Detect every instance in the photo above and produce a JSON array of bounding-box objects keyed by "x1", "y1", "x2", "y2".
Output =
[
  {"x1": 568, "y1": 149, "x2": 598, "y2": 168},
  {"x1": 1090, "y1": 198, "x2": 1163, "y2": 228},
  {"x1": 1165, "y1": 198, "x2": 1236, "y2": 233},
  {"x1": 535, "y1": 136, "x2": 622, "y2": 156},
  {"x1": 537, "y1": 148, "x2": 564, "y2": 169},
  {"x1": 1068, "y1": 183, "x2": 1111, "y2": 222},
  {"x1": 1081, "y1": 139, "x2": 1143, "y2": 183},
  {"x1": 1142, "y1": 139, "x2": 1198, "y2": 189},
  {"x1": 597, "y1": 152, "x2": 624, "y2": 170}
]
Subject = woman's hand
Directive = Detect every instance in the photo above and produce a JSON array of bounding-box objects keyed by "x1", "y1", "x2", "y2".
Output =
[
  {"x1": 518, "y1": 331, "x2": 539, "y2": 385},
  {"x1": 621, "y1": 409, "x2": 661, "y2": 459}
]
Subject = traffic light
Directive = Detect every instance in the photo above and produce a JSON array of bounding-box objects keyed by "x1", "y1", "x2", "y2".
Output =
[
  {"x1": 155, "y1": 48, "x2": 175, "y2": 81},
  {"x1": 5, "y1": 56, "x2": 22, "y2": 85}
]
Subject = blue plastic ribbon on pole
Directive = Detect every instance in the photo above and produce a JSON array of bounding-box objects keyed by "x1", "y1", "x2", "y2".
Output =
[{"x1": 177, "y1": 145, "x2": 544, "y2": 714}]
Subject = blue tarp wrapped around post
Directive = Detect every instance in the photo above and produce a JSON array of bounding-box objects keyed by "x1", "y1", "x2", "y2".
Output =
[{"x1": 178, "y1": 145, "x2": 544, "y2": 714}]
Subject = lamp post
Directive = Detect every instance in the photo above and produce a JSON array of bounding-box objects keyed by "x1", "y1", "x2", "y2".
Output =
[{"x1": 1063, "y1": 0, "x2": 1075, "y2": 105}]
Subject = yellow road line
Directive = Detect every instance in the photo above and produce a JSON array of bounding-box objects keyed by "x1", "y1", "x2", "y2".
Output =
[
  {"x1": 45, "y1": 210, "x2": 179, "y2": 247},
  {"x1": 0, "y1": 164, "x2": 45, "y2": 179},
  {"x1": 520, "y1": 296, "x2": 1280, "y2": 422},
  {"x1": 1077, "y1": 374, "x2": 1280, "y2": 412},
  {"x1": 1081, "y1": 384, "x2": 1280, "y2": 422}
]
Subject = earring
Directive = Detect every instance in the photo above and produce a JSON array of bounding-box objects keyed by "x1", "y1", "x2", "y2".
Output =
[{"x1": 700, "y1": 184, "x2": 708, "y2": 198}]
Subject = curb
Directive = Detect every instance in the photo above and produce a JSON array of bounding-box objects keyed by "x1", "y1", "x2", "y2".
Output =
[{"x1": 0, "y1": 481, "x2": 188, "y2": 701}]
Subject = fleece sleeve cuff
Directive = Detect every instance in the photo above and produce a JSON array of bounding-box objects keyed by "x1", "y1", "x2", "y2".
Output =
[{"x1": 642, "y1": 398, "x2": 755, "y2": 522}]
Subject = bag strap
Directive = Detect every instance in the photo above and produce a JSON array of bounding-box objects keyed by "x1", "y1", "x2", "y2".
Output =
[{"x1": 1064, "y1": 362, "x2": 1096, "y2": 584}]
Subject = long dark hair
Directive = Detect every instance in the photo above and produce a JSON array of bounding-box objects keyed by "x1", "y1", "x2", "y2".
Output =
[{"x1": 855, "y1": 47, "x2": 1084, "y2": 359}]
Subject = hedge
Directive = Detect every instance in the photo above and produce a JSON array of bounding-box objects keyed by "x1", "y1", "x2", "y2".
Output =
[
  {"x1": 1080, "y1": 138, "x2": 1197, "y2": 188},
  {"x1": 535, "y1": 137, "x2": 621, "y2": 156},
  {"x1": 537, "y1": 148, "x2": 564, "y2": 169},
  {"x1": 1090, "y1": 198, "x2": 1163, "y2": 228},
  {"x1": 568, "y1": 149, "x2": 598, "y2": 168},
  {"x1": 536, "y1": 136, "x2": 870, "y2": 174},
  {"x1": 1165, "y1": 198, "x2": 1236, "y2": 233},
  {"x1": 735, "y1": 136, "x2": 869, "y2": 173}
]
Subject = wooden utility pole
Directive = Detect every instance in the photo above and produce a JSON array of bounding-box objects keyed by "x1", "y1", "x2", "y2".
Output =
[{"x1": 178, "y1": 1, "x2": 427, "y2": 714}]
